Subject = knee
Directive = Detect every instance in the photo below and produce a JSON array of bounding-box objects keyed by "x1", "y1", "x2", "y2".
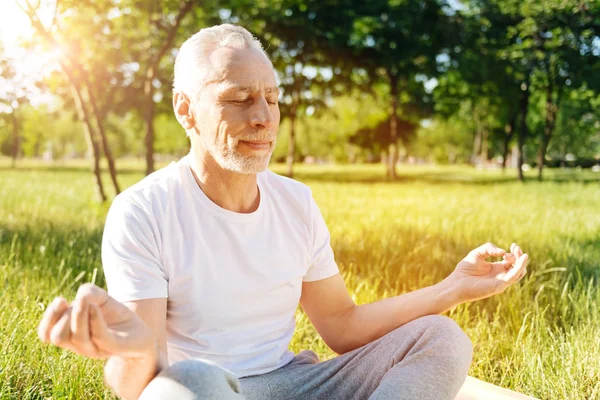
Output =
[
  {"x1": 162, "y1": 359, "x2": 225, "y2": 382},
  {"x1": 394, "y1": 315, "x2": 472, "y2": 373},
  {"x1": 140, "y1": 359, "x2": 241, "y2": 400},
  {"x1": 418, "y1": 315, "x2": 473, "y2": 369}
]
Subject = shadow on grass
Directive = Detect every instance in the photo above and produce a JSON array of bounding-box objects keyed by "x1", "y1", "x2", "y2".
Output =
[
  {"x1": 0, "y1": 223, "x2": 107, "y2": 296},
  {"x1": 294, "y1": 170, "x2": 600, "y2": 186},
  {"x1": 0, "y1": 165, "x2": 144, "y2": 176},
  {"x1": 2, "y1": 164, "x2": 598, "y2": 186},
  {"x1": 558, "y1": 233, "x2": 600, "y2": 283}
]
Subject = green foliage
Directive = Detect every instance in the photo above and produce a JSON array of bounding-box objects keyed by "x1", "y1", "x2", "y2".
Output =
[
  {"x1": 154, "y1": 114, "x2": 190, "y2": 156},
  {"x1": 1, "y1": 0, "x2": 599, "y2": 173},
  {"x1": 411, "y1": 118, "x2": 473, "y2": 163},
  {"x1": 550, "y1": 87, "x2": 600, "y2": 160},
  {"x1": 0, "y1": 105, "x2": 86, "y2": 159},
  {"x1": 271, "y1": 93, "x2": 389, "y2": 163}
]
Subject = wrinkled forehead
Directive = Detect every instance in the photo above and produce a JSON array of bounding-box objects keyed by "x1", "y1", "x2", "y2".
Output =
[{"x1": 203, "y1": 46, "x2": 278, "y2": 93}]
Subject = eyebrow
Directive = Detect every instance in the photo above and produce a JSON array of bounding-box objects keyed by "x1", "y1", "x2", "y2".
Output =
[{"x1": 221, "y1": 85, "x2": 280, "y2": 95}]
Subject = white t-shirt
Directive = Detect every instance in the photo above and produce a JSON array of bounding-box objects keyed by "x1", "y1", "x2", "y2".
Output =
[{"x1": 101, "y1": 154, "x2": 339, "y2": 378}]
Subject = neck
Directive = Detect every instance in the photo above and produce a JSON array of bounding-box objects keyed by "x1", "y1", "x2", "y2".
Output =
[{"x1": 188, "y1": 147, "x2": 260, "y2": 214}]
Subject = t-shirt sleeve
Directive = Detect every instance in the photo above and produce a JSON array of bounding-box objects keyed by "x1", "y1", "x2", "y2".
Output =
[
  {"x1": 303, "y1": 194, "x2": 340, "y2": 282},
  {"x1": 101, "y1": 195, "x2": 168, "y2": 302}
]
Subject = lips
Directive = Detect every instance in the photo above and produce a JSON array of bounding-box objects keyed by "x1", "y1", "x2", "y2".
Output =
[{"x1": 240, "y1": 140, "x2": 271, "y2": 150}]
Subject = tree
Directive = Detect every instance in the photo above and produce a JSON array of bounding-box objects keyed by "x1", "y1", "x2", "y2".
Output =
[
  {"x1": 433, "y1": 0, "x2": 523, "y2": 170},
  {"x1": 343, "y1": 0, "x2": 456, "y2": 179},
  {"x1": 550, "y1": 86, "x2": 600, "y2": 164},
  {"x1": 467, "y1": 0, "x2": 600, "y2": 181},
  {"x1": 126, "y1": 0, "x2": 197, "y2": 175},
  {"x1": 351, "y1": 116, "x2": 418, "y2": 156},
  {"x1": 525, "y1": 0, "x2": 600, "y2": 180},
  {"x1": 15, "y1": 0, "x2": 121, "y2": 200},
  {"x1": 0, "y1": 62, "x2": 27, "y2": 168},
  {"x1": 410, "y1": 117, "x2": 473, "y2": 164}
]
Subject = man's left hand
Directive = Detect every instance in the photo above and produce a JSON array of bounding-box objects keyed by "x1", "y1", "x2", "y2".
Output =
[{"x1": 447, "y1": 242, "x2": 529, "y2": 303}]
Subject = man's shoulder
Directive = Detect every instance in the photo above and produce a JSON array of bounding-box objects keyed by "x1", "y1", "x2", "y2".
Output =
[{"x1": 112, "y1": 159, "x2": 184, "y2": 213}]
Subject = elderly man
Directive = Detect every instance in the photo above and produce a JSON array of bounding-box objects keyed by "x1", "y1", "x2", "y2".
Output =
[{"x1": 37, "y1": 24, "x2": 529, "y2": 400}]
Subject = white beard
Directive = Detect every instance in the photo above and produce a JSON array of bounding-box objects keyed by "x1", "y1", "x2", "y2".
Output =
[{"x1": 201, "y1": 132, "x2": 274, "y2": 174}]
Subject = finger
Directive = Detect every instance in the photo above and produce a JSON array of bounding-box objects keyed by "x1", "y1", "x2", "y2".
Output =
[
  {"x1": 518, "y1": 268, "x2": 527, "y2": 281},
  {"x1": 502, "y1": 253, "x2": 516, "y2": 268},
  {"x1": 71, "y1": 298, "x2": 98, "y2": 357},
  {"x1": 75, "y1": 283, "x2": 130, "y2": 320},
  {"x1": 512, "y1": 244, "x2": 523, "y2": 258},
  {"x1": 473, "y1": 242, "x2": 506, "y2": 259},
  {"x1": 503, "y1": 252, "x2": 516, "y2": 262},
  {"x1": 75, "y1": 283, "x2": 110, "y2": 307},
  {"x1": 38, "y1": 297, "x2": 69, "y2": 342},
  {"x1": 503, "y1": 253, "x2": 529, "y2": 283},
  {"x1": 71, "y1": 298, "x2": 89, "y2": 342},
  {"x1": 510, "y1": 243, "x2": 517, "y2": 253},
  {"x1": 49, "y1": 308, "x2": 77, "y2": 351},
  {"x1": 89, "y1": 303, "x2": 115, "y2": 357},
  {"x1": 492, "y1": 261, "x2": 512, "y2": 271}
]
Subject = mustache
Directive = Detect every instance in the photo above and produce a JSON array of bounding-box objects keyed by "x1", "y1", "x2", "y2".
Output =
[{"x1": 237, "y1": 132, "x2": 275, "y2": 142}]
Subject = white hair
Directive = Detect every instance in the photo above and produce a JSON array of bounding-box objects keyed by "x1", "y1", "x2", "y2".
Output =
[{"x1": 173, "y1": 24, "x2": 270, "y2": 96}]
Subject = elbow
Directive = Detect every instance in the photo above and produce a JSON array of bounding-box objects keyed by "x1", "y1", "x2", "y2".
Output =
[
  {"x1": 104, "y1": 355, "x2": 160, "y2": 400},
  {"x1": 330, "y1": 342, "x2": 355, "y2": 355},
  {"x1": 104, "y1": 358, "x2": 137, "y2": 400},
  {"x1": 326, "y1": 304, "x2": 360, "y2": 355}
]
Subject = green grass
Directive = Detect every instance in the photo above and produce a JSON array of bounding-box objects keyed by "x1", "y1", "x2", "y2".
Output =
[{"x1": 1, "y1": 160, "x2": 599, "y2": 399}]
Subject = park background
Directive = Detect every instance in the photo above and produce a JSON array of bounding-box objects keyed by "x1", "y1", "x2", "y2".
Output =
[{"x1": 1, "y1": 0, "x2": 599, "y2": 399}]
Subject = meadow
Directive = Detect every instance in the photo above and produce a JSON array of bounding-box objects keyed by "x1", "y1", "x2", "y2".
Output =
[{"x1": 1, "y1": 160, "x2": 599, "y2": 399}]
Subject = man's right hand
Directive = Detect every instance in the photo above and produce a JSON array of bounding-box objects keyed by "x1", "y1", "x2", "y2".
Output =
[{"x1": 38, "y1": 283, "x2": 158, "y2": 361}]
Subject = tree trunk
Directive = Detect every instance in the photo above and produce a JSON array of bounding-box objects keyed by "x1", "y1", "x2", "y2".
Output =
[
  {"x1": 85, "y1": 84, "x2": 121, "y2": 194},
  {"x1": 480, "y1": 125, "x2": 489, "y2": 166},
  {"x1": 34, "y1": 132, "x2": 42, "y2": 157},
  {"x1": 472, "y1": 131, "x2": 481, "y2": 166},
  {"x1": 537, "y1": 80, "x2": 561, "y2": 181},
  {"x1": 143, "y1": 67, "x2": 156, "y2": 176},
  {"x1": 471, "y1": 107, "x2": 482, "y2": 166},
  {"x1": 10, "y1": 110, "x2": 20, "y2": 168},
  {"x1": 19, "y1": 5, "x2": 106, "y2": 200},
  {"x1": 286, "y1": 107, "x2": 297, "y2": 178},
  {"x1": 70, "y1": 84, "x2": 107, "y2": 202},
  {"x1": 537, "y1": 135, "x2": 550, "y2": 181},
  {"x1": 387, "y1": 73, "x2": 399, "y2": 180},
  {"x1": 392, "y1": 139, "x2": 400, "y2": 170},
  {"x1": 501, "y1": 112, "x2": 517, "y2": 172},
  {"x1": 141, "y1": 0, "x2": 194, "y2": 176},
  {"x1": 517, "y1": 79, "x2": 531, "y2": 182}
]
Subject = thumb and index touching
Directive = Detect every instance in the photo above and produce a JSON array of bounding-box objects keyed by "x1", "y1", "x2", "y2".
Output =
[{"x1": 472, "y1": 242, "x2": 529, "y2": 283}]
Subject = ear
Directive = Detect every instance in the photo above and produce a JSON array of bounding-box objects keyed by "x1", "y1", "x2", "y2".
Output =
[{"x1": 173, "y1": 92, "x2": 195, "y2": 130}]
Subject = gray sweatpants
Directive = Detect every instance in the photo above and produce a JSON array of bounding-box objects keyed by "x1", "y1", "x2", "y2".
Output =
[{"x1": 140, "y1": 315, "x2": 473, "y2": 400}]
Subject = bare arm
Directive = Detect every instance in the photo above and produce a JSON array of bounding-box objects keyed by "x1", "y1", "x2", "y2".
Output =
[
  {"x1": 104, "y1": 298, "x2": 168, "y2": 400},
  {"x1": 300, "y1": 273, "x2": 459, "y2": 354},
  {"x1": 38, "y1": 284, "x2": 168, "y2": 400},
  {"x1": 300, "y1": 243, "x2": 528, "y2": 354}
]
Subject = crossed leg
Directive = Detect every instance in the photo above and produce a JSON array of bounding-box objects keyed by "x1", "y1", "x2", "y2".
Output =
[{"x1": 140, "y1": 315, "x2": 473, "y2": 399}]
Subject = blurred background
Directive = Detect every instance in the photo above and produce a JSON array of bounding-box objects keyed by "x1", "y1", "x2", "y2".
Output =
[
  {"x1": 1, "y1": 1, "x2": 600, "y2": 399},
  {"x1": 1, "y1": 0, "x2": 599, "y2": 199}
]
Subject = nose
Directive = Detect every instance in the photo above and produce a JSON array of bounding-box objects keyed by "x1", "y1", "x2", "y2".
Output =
[{"x1": 250, "y1": 97, "x2": 275, "y2": 130}]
